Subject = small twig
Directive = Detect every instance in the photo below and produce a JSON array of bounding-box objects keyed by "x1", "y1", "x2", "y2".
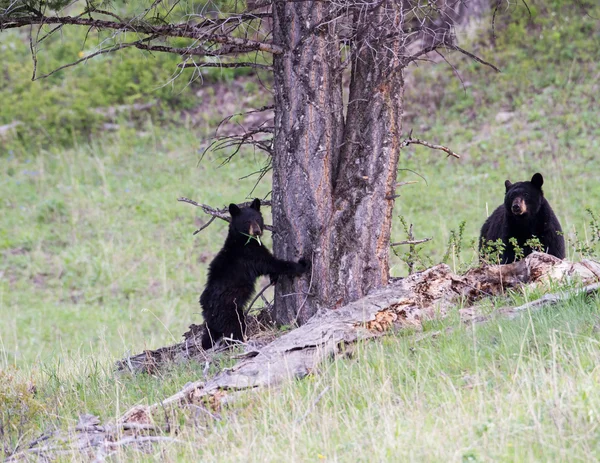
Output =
[
  {"x1": 178, "y1": 61, "x2": 272, "y2": 70},
  {"x1": 193, "y1": 216, "x2": 216, "y2": 235},
  {"x1": 446, "y1": 43, "x2": 502, "y2": 73},
  {"x1": 386, "y1": 181, "x2": 418, "y2": 200},
  {"x1": 245, "y1": 282, "x2": 274, "y2": 315},
  {"x1": 401, "y1": 131, "x2": 461, "y2": 159},
  {"x1": 177, "y1": 197, "x2": 274, "y2": 232},
  {"x1": 396, "y1": 181, "x2": 418, "y2": 187},
  {"x1": 390, "y1": 238, "x2": 432, "y2": 247},
  {"x1": 296, "y1": 386, "x2": 330, "y2": 423}
]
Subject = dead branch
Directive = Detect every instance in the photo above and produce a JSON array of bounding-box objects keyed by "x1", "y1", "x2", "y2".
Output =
[
  {"x1": 14, "y1": 254, "x2": 600, "y2": 458},
  {"x1": 245, "y1": 282, "x2": 274, "y2": 315},
  {"x1": 178, "y1": 197, "x2": 274, "y2": 232},
  {"x1": 447, "y1": 43, "x2": 502, "y2": 73},
  {"x1": 202, "y1": 126, "x2": 274, "y2": 162},
  {"x1": 401, "y1": 131, "x2": 461, "y2": 158},
  {"x1": 390, "y1": 238, "x2": 432, "y2": 246},
  {"x1": 396, "y1": 181, "x2": 419, "y2": 187},
  {"x1": 503, "y1": 282, "x2": 600, "y2": 320},
  {"x1": 0, "y1": 15, "x2": 284, "y2": 55},
  {"x1": 178, "y1": 61, "x2": 273, "y2": 70},
  {"x1": 193, "y1": 216, "x2": 217, "y2": 235}
]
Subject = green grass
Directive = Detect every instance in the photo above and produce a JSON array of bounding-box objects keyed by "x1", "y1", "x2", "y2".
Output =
[{"x1": 1, "y1": 0, "x2": 600, "y2": 460}]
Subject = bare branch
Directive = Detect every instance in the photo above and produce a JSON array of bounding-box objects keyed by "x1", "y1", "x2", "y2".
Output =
[
  {"x1": 33, "y1": 37, "x2": 156, "y2": 80},
  {"x1": 390, "y1": 238, "x2": 432, "y2": 247},
  {"x1": 446, "y1": 43, "x2": 502, "y2": 73},
  {"x1": 396, "y1": 181, "x2": 418, "y2": 187},
  {"x1": 178, "y1": 197, "x2": 274, "y2": 231},
  {"x1": 245, "y1": 282, "x2": 274, "y2": 315},
  {"x1": 401, "y1": 132, "x2": 461, "y2": 159},
  {"x1": 178, "y1": 61, "x2": 273, "y2": 70},
  {"x1": 0, "y1": 15, "x2": 284, "y2": 54},
  {"x1": 193, "y1": 216, "x2": 217, "y2": 235}
]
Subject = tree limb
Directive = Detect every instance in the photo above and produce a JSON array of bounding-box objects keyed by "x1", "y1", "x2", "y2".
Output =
[
  {"x1": 390, "y1": 238, "x2": 432, "y2": 246},
  {"x1": 178, "y1": 61, "x2": 273, "y2": 70},
  {"x1": 0, "y1": 15, "x2": 284, "y2": 54},
  {"x1": 401, "y1": 131, "x2": 461, "y2": 158},
  {"x1": 178, "y1": 197, "x2": 274, "y2": 232}
]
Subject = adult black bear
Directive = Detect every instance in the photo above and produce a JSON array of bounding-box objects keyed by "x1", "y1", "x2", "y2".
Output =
[
  {"x1": 200, "y1": 198, "x2": 308, "y2": 349},
  {"x1": 479, "y1": 173, "x2": 565, "y2": 264}
]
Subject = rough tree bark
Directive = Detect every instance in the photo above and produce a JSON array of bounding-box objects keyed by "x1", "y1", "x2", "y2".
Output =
[
  {"x1": 271, "y1": 0, "x2": 343, "y2": 325},
  {"x1": 272, "y1": 1, "x2": 408, "y2": 324}
]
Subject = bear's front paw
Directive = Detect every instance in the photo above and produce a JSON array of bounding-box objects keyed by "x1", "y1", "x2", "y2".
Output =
[{"x1": 269, "y1": 273, "x2": 279, "y2": 285}]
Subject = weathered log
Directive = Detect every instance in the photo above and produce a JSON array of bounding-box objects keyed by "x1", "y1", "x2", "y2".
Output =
[{"x1": 118, "y1": 252, "x2": 600, "y2": 424}]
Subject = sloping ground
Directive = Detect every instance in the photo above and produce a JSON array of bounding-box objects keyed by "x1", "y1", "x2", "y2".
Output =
[{"x1": 8, "y1": 253, "x2": 597, "y2": 461}]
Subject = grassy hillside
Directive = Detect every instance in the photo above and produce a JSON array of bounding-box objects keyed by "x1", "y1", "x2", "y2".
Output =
[{"x1": 1, "y1": 0, "x2": 600, "y2": 460}]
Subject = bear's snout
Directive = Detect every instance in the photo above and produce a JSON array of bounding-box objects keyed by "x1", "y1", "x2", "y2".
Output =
[
  {"x1": 249, "y1": 221, "x2": 263, "y2": 236},
  {"x1": 511, "y1": 198, "x2": 527, "y2": 215}
]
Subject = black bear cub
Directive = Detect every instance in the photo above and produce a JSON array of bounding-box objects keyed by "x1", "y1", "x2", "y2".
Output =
[
  {"x1": 200, "y1": 198, "x2": 308, "y2": 349},
  {"x1": 479, "y1": 173, "x2": 565, "y2": 264}
]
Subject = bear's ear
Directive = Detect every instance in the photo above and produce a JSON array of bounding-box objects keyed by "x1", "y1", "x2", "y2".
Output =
[
  {"x1": 250, "y1": 198, "x2": 261, "y2": 211},
  {"x1": 229, "y1": 203, "x2": 241, "y2": 217},
  {"x1": 531, "y1": 173, "x2": 544, "y2": 189},
  {"x1": 504, "y1": 180, "x2": 512, "y2": 191}
]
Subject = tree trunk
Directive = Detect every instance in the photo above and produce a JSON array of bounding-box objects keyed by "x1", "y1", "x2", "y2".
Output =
[
  {"x1": 272, "y1": 1, "x2": 405, "y2": 324},
  {"x1": 324, "y1": 4, "x2": 405, "y2": 308},
  {"x1": 271, "y1": 0, "x2": 344, "y2": 324}
]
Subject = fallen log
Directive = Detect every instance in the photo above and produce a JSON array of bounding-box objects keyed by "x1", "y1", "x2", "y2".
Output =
[{"x1": 118, "y1": 252, "x2": 600, "y2": 424}]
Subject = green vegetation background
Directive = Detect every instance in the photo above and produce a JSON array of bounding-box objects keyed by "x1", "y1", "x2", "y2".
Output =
[{"x1": 1, "y1": 0, "x2": 600, "y2": 460}]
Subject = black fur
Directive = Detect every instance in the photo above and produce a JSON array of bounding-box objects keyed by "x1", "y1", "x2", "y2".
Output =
[
  {"x1": 200, "y1": 198, "x2": 308, "y2": 349},
  {"x1": 479, "y1": 173, "x2": 565, "y2": 264}
]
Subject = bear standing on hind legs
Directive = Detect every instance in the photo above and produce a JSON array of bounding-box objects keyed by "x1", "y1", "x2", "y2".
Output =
[
  {"x1": 479, "y1": 173, "x2": 565, "y2": 264},
  {"x1": 200, "y1": 198, "x2": 308, "y2": 350}
]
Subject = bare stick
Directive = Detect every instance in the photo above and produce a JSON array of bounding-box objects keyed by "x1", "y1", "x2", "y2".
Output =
[
  {"x1": 178, "y1": 61, "x2": 273, "y2": 70},
  {"x1": 1, "y1": 16, "x2": 284, "y2": 55},
  {"x1": 503, "y1": 282, "x2": 600, "y2": 320},
  {"x1": 193, "y1": 216, "x2": 217, "y2": 235},
  {"x1": 396, "y1": 181, "x2": 419, "y2": 187},
  {"x1": 390, "y1": 238, "x2": 432, "y2": 247},
  {"x1": 245, "y1": 282, "x2": 274, "y2": 315},
  {"x1": 295, "y1": 385, "x2": 330, "y2": 423},
  {"x1": 401, "y1": 131, "x2": 461, "y2": 158},
  {"x1": 447, "y1": 43, "x2": 501, "y2": 73},
  {"x1": 178, "y1": 197, "x2": 273, "y2": 231}
]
